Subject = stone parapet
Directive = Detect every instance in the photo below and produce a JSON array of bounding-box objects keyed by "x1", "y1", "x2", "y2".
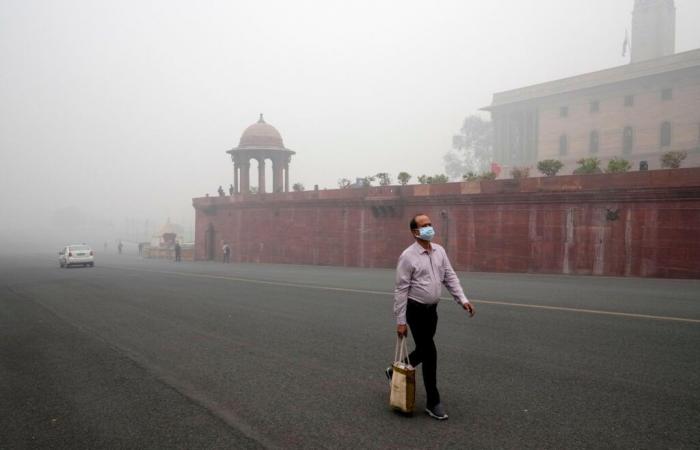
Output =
[{"x1": 193, "y1": 168, "x2": 700, "y2": 278}]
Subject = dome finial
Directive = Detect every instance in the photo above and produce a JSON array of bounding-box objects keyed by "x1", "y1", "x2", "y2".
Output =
[{"x1": 258, "y1": 113, "x2": 265, "y2": 123}]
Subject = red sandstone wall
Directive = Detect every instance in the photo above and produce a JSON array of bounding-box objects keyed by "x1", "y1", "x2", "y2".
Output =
[{"x1": 193, "y1": 168, "x2": 700, "y2": 279}]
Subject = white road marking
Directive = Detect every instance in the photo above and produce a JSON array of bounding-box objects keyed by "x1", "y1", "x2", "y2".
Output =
[{"x1": 105, "y1": 265, "x2": 700, "y2": 324}]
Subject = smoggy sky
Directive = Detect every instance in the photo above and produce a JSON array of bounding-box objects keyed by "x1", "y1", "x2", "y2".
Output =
[{"x1": 1, "y1": 0, "x2": 699, "y2": 241}]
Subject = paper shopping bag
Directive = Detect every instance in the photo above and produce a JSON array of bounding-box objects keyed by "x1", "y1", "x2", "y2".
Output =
[{"x1": 389, "y1": 337, "x2": 415, "y2": 413}]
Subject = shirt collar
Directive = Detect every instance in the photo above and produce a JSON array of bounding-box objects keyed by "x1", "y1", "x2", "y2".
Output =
[{"x1": 412, "y1": 241, "x2": 432, "y2": 255}]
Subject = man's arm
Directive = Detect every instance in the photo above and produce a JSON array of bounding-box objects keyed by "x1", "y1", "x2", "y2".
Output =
[
  {"x1": 441, "y1": 250, "x2": 475, "y2": 317},
  {"x1": 393, "y1": 255, "x2": 413, "y2": 331}
]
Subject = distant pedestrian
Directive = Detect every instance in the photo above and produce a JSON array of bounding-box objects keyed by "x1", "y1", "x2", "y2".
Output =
[
  {"x1": 386, "y1": 213, "x2": 475, "y2": 420},
  {"x1": 118, "y1": 241, "x2": 123, "y2": 254},
  {"x1": 174, "y1": 242, "x2": 181, "y2": 262},
  {"x1": 229, "y1": 184, "x2": 234, "y2": 195},
  {"x1": 222, "y1": 242, "x2": 231, "y2": 263},
  {"x1": 218, "y1": 185, "x2": 225, "y2": 197}
]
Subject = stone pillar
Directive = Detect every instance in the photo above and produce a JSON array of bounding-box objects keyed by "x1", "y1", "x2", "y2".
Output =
[
  {"x1": 240, "y1": 159, "x2": 250, "y2": 194},
  {"x1": 233, "y1": 161, "x2": 239, "y2": 194},
  {"x1": 272, "y1": 158, "x2": 284, "y2": 193},
  {"x1": 284, "y1": 163, "x2": 290, "y2": 192},
  {"x1": 258, "y1": 158, "x2": 266, "y2": 194}
]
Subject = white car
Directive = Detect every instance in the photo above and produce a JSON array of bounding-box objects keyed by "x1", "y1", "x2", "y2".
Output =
[{"x1": 59, "y1": 244, "x2": 95, "y2": 268}]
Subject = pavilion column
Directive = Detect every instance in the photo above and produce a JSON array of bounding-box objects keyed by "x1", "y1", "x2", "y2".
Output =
[
  {"x1": 271, "y1": 159, "x2": 282, "y2": 193},
  {"x1": 240, "y1": 159, "x2": 250, "y2": 194},
  {"x1": 284, "y1": 163, "x2": 290, "y2": 192},
  {"x1": 258, "y1": 158, "x2": 266, "y2": 194},
  {"x1": 233, "y1": 161, "x2": 239, "y2": 194}
]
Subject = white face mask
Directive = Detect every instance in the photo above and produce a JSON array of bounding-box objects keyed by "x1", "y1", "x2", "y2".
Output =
[{"x1": 416, "y1": 226, "x2": 435, "y2": 241}]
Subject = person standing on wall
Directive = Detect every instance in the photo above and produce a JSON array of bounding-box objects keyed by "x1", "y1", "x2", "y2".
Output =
[{"x1": 387, "y1": 213, "x2": 475, "y2": 420}]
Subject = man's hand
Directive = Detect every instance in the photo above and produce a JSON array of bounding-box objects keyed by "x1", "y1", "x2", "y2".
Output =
[
  {"x1": 462, "y1": 302, "x2": 475, "y2": 317},
  {"x1": 397, "y1": 324, "x2": 408, "y2": 337}
]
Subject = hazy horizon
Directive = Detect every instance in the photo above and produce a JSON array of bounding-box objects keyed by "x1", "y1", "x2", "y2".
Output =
[{"x1": 2, "y1": 0, "x2": 699, "y2": 246}]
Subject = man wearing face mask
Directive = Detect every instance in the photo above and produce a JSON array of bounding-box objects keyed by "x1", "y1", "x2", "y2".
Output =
[{"x1": 386, "y1": 213, "x2": 475, "y2": 420}]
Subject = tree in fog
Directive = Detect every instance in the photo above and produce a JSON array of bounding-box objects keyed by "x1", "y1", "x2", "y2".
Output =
[
  {"x1": 375, "y1": 173, "x2": 392, "y2": 186},
  {"x1": 397, "y1": 172, "x2": 412, "y2": 185},
  {"x1": 444, "y1": 115, "x2": 494, "y2": 179},
  {"x1": 292, "y1": 182, "x2": 305, "y2": 192},
  {"x1": 338, "y1": 178, "x2": 352, "y2": 189},
  {"x1": 360, "y1": 176, "x2": 375, "y2": 187}
]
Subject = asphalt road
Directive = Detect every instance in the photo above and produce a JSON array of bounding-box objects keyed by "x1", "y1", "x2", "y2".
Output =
[{"x1": 2, "y1": 252, "x2": 699, "y2": 449}]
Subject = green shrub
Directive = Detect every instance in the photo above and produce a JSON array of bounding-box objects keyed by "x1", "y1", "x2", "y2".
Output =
[
  {"x1": 660, "y1": 150, "x2": 688, "y2": 169},
  {"x1": 573, "y1": 157, "x2": 602, "y2": 175},
  {"x1": 537, "y1": 159, "x2": 563, "y2": 176},
  {"x1": 605, "y1": 157, "x2": 631, "y2": 173},
  {"x1": 462, "y1": 171, "x2": 497, "y2": 181},
  {"x1": 510, "y1": 166, "x2": 530, "y2": 179},
  {"x1": 418, "y1": 174, "x2": 449, "y2": 184}
]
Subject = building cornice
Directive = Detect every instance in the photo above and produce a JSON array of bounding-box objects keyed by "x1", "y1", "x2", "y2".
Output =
[{"x1": 483, "y1": 48, "x2": 700, "y2": 110}]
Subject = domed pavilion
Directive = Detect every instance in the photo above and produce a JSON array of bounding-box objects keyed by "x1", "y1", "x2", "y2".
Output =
[{"x1": 226, "y1": 114, "x2": 295, "y2": 194}]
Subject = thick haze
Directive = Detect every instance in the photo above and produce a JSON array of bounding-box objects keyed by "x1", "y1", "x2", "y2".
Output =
[{"x1": 1, "y1": 0, "x2": 699, "y2": 246}]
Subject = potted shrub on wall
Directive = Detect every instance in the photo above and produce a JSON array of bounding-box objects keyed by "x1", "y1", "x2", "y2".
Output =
[
  {"x1": 573, "y1": 157, "x2": 603, "y2": 175},
  {"x1": 605, "y1": 157, "x2": 631, "y2": 174},
  {"x1": 462, "y1": 172, "x2": 479, "y2": 181},
  {"x1": 510, "y1": 166, "x2": 530, "y2": 179},
  {"x1": 660, "y1": 150, "x2": 688, "y2": 169},
  {"x1": 537, "y1": 159, "x2": 563, "y2": 176}
]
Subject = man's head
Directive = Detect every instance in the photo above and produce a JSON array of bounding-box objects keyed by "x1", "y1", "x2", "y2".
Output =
[{"x1": 410, "y1": 213, "x2": 435, "y2": 242}]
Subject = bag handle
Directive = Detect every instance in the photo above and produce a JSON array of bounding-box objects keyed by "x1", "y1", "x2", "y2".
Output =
[{"x1": 394, "y1": 336, "x2": 412, "y2": 366}]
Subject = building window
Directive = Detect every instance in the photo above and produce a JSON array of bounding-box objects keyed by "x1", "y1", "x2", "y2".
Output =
[
  {"x1": 623, "y1": 127, "x2": 634, "y2": 154},
  {"x1": 624, "y1": 95, "x2": 634, "y2": 107},
  {"x1": 559, "y1": 106, "x2": 568, "y2": 118},
  {"x1": 660, "y1": 121, "x2": 672, "y2": 147},
  {"x1": 589, "y1": 131, "x2": 599, "y2": 154},
  {"x1": 559, "y1": 135, "x2": 568, "y2": 156},
  {"x1": 661, "y1": 88, "x2": 673, "y2": 101},
  {"x1": 590, "y1": 101, "x2": 600, "y2": 113}
]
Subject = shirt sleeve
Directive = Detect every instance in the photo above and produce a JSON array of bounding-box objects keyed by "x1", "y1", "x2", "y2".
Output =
[
  {"x1": 441, "y1": 249, "x2": 469, "y2": 305},
  {"x1": 393, "y1": 254, "x2": 413, "y2": 325}
]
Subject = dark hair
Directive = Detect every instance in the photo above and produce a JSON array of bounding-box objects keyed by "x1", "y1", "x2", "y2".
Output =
[{"x1": 410, "y1": 213, "x2": 426, "y2": 230}]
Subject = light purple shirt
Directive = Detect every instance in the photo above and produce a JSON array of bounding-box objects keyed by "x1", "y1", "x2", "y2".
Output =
[{"x1": 393, "y1": 241, "x2": 469, "y2": 325}]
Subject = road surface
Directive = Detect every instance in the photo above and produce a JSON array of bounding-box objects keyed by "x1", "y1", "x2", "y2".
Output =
[{"x1": 2, "y1": 252, "x2": 699, "y2": 449}]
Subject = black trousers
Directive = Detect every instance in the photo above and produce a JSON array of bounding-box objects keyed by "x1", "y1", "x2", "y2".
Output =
[{"x1": 406, "y1": 299, "x2": 440, "y2": 408}]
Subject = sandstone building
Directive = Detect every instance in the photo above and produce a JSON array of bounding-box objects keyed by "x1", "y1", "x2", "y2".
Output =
[{"x1": 484, "y1": 0, "x2": 700, "y2": 174}]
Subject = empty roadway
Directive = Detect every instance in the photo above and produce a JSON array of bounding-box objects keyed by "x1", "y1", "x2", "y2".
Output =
[{"x1": 2, "y1": 252, "x2": 699, "y2": 449}]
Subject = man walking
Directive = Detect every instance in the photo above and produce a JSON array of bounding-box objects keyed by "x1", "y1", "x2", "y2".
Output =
[{"x1": 388, "y1": 213, "x2": 475, "y2": 420}]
